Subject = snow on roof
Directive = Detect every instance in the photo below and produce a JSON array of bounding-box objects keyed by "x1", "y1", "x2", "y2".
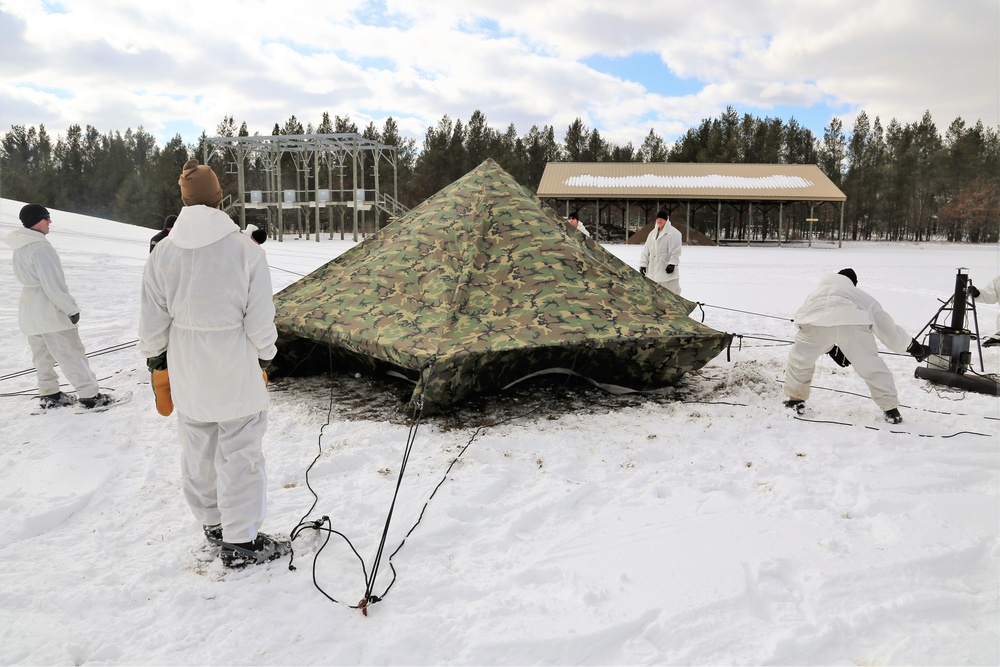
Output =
[
  {"x1": 537, "y1": 162, "x2": 846, "y2": 201},
  {"x1": 564, "y1": 174, "x2": 814, "y2": 189}
]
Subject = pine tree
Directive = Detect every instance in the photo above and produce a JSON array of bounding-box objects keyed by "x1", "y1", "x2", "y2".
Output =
[{"x1": 638, "y1": 129, "x2": 667, "y2": 162}]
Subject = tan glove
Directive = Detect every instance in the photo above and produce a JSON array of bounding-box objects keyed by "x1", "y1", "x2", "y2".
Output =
[
  {"x1": 152, "y1": 368, "x2": 173, "y2": 416},
  {"x1": 262, "y1": 368, "x2": 268, "y2": 386}
]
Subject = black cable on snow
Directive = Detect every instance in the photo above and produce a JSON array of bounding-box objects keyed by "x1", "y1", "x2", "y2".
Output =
[
  {"x1": 0, "y1": 340, "x2": 138, "y2": 383},
  {"x1": 792, "y1": 414, "x2": 992, "y2": 438}
]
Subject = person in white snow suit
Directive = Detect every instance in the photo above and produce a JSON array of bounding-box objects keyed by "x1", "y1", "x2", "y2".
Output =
[
  {"x1": 567, "y1": 211, "x2": 590, "y2": 237},
  {"x1": 783, "y1": 268, "x2": 931, "y2": 424},
  {"x1": 6, "y1": 204, "x2": 113, "y2": 410},
  {"x1": 138, "y1": 159, "x2": 288, "y2": 569},
  {"x1": 969, "y1": 274, "x2": 1000, "y2": 347},
  {"x1": 639, "y1": 210, "x2": 682, "y2": 295}
]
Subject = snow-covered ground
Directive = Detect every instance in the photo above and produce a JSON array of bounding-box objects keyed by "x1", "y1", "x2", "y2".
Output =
[{"x1": 1, "y1": 199, "x2": 998, "y2": 665}]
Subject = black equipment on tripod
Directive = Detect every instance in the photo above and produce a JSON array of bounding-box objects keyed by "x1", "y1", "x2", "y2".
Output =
[{"x1": 913, "y1": 268, "x2": 999, "y2": 396}]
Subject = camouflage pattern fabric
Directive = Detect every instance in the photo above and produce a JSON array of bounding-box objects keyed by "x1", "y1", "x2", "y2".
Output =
[{"x1": 273, "y1": 159, "x2": 733, "y2": 414}]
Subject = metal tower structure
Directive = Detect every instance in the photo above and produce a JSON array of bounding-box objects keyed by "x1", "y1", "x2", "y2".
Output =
[{"x1": 203, "y1": 133, "x2": 407, "y2": 242}]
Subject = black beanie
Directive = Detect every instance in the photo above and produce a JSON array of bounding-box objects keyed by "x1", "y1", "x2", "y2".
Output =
[
  {"x1": 838, "y1": 268, "x2": 858, "y2": 286},
  {"x1": 568, "y1": 211, "x2": 578, "y2": 220},
  {"x1": 656, "y1": 210, "x2": 669, "y2": 221},
  {"x1": 19, "y1": 203, "x2": 50, "y2": 227},
  {"x1": 164, "y1": 214, "x2": 177, "y2": 229}
]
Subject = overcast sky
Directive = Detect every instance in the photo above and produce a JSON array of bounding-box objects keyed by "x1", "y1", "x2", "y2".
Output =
[{"x1": 2, "y1": 0, "x2": 997, "y2": 151}]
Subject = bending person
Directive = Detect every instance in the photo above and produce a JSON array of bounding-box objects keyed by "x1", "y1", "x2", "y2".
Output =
[{"x1": 783, "y1": 268, "x2": 930, "y2": 424}]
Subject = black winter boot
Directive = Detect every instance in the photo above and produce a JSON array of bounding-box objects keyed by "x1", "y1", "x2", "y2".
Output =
[
  {"x1": 783, "y1": 399, "x2": 805, "y2": 415},
  {"x1": 38, "y1": 392, "x2": 78, "y2": 409},
  {"x1": 80, "y1": 393, "x2": 114, "y2": 409},
  {"x1": 884, "y1": 408, "x2": 903, "y2": 424},
  {"x1": 219, "y1": 533, "x2": 291, "y2": 569},
  {"x1": 203, "y1": 524, "x2": 223, "y2": 546}
]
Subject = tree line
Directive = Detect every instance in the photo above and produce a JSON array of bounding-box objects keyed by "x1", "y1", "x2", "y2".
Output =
[{"x1": 2, "y1": 106, "x2": 997, "y2": 242}]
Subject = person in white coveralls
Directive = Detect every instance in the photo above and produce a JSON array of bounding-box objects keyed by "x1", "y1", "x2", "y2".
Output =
[
  {"x1": 783, "y1": 268, "x2": 931, "y2": 424},
  {"x1": 969, "y1": 274, "x2": 1000, "y2": 346},
  {"x1": 6, "y1": 204, "x2": 113, "y2": 410},
  {"x1": 138, "y1": 159, "x2": 288, "y2": 569},
  {"x1": 639, "y1": 210, "x2": 682, "y2": 295}
]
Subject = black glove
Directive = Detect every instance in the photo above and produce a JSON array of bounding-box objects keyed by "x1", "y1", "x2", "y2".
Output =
[
  {"x1": 666, "y1": 264, "x2": 675, "y2": 274},
  {"x1": 70, "y1": 313, "x2": 80, "y2": 324},
  {"x1": 907, "y1": 338, "x2": 931, "y2": 362},
  {"x1": 639, "y1": 266, "x2": 646, "y2": 276},
  {"x1": 259, "y1": 357, "x2": 273, "y2": 372},
  {"x1": 827, "y1": 345, "x2": 851, "y2": 367},
  {"x1": 146, "y1": 352, "x2": 168, "y2": 372},
  {"x1": 969, "y1": 285, "x2": 981, "y2": 299}
]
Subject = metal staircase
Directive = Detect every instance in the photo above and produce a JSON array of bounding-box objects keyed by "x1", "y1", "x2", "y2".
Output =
[{"x1": 374, "y1": 192, "x2": 409, "y2": 221}]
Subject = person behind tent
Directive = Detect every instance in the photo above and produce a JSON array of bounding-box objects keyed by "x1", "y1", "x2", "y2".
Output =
[
  {"x1": 245, "y1": 223, "x2": 267, "y2": 246},
  {"x1": 138, "y1": 159, "x2": 288, "y2": 569},
  {"x1": 639, "y1": 210, "x2": 682, "y2": 295},
  {"x1": 5, "y1": 204, "x2": 114, "y2": 410},
  {"x1": 783, "y1": 268, "x2": 931, "y2": 424},
  {"x1": 970, "y1": 274, "x2": 1000, "y2": 347},
  {"x1": 567, "y1": 211, "x2": 590, "y2": 237},
  {"x1": 149, "y1": 214, "x2": 176, "y2": 253}
]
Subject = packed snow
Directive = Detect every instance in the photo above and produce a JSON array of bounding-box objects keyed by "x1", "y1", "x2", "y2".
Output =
[{"x1": 1, "y1": 199, "x2": 997, "y2": 666}]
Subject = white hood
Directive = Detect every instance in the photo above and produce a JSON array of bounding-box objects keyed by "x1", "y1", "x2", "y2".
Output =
[
  {"x1": 5, "y1": 226, "x2": 46, "y2": 250},
  {"x1": 167, "y1": 205, "x2": 239, "y2": 249}
]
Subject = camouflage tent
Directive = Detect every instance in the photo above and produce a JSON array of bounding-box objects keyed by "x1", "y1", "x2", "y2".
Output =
[{"x1": 273, "y1": 159, "x2": 732, "y2": 414}]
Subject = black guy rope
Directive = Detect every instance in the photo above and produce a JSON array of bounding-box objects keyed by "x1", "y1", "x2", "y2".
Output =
[
  {"x1": 792, "y1": 415, "x2": 993, "y2": 438},
  {"x1": 288, "y1": 340, "x2": 573, "y2": 614}
]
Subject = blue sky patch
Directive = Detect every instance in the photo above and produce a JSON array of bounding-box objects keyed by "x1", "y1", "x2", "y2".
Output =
[
  {"x1": 161, "y1": 119, "x2": 203, "y2": 143},
  {"x1": 18, "y1": 82, "x2": 72, "y2": 99},
  {"x1": 356, "y1": 0, "x2": 413, "y2": 30},
  {"x1": 583, "y1": 52, "x2": 702, "y2": 96},
  {"x1": 40, "y1": 1, "x2": 67, "y2": 13}
]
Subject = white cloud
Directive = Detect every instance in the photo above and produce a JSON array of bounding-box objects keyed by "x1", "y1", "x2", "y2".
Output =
[{"x1": 0, "y1": 0, "x2": 995, "y2": 150}]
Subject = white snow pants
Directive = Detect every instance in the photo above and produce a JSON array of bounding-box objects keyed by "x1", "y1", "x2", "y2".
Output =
[
  {"x1": 784, "y1": 324, "x2": 899, "y2": 411},
  {"x1": 177, "y1": 410, "x2": 268, "y2": 544},
  {"x1": 27, "y1": 329, "x2": 99, "y2": 399}
]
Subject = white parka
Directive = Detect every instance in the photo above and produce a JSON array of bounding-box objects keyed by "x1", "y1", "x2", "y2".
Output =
[
  {"x1": 138, "y1": 205, "x2": 277, "y2": 422},
  {"x1": 5, "y1": 227, "x2": 80, "y2": 335},
  {"x1": 793, "y1": 273, "x2": 911, "y2": 353},
  {"x1": 640, "y1": 220, "x2": 682, "y2": 293},
  {"x1": 974, "y1": 274, "x2": 1000, "y2": 330}
]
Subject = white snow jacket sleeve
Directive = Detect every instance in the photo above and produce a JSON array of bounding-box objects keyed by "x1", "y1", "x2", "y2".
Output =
[
  {"x1": 138, "y1": 205, "x2": 278, "y2": 422},
  {"x1": 976, "y1": 275, "x2": 1000, "y2": 305},
  {"x1": 5, "y1": 228, "x2": 80, "y2": 335},
  {"x1": 793, "y1": 273, "x2": 912, "y2": 353}
]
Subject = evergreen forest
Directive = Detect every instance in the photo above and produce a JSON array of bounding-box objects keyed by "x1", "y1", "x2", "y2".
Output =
[{"x1": 2, "y1": 106, "x2": 997, "y2": 243}]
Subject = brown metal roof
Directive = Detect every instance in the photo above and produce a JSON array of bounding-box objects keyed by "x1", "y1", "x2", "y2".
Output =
[{"x1": 537, "y1": 163, "x2": 846, "y2": 202}]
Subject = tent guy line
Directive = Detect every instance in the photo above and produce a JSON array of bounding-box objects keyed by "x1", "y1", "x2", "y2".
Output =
[{"x1": 286, "y1": 347, "x2": 552, "y2": 615}]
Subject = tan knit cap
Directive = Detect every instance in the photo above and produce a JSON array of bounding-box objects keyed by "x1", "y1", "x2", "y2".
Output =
[{"x1": 178, "y1": 159, "x2": 223, "y2": 207}]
